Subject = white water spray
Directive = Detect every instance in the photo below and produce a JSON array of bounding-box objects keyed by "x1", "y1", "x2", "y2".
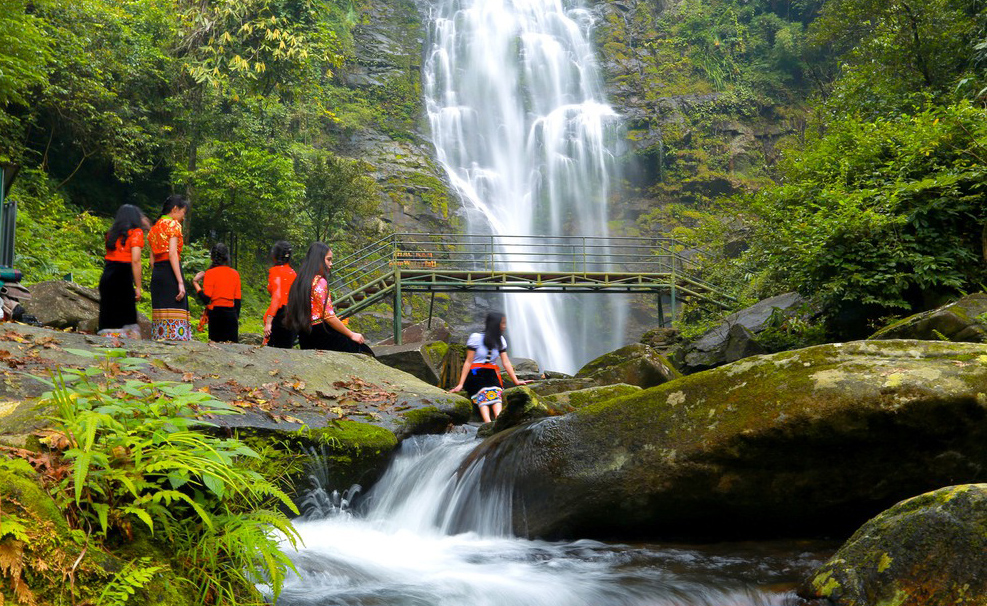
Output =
[
  {"x1": 424, "y1": 0, "x2": 626, "y2": 373},
  {"x1": 274, "y1": 433, "x2": 824, "y2": 605}
]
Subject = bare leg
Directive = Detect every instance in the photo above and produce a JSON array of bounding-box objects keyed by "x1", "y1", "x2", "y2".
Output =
[
  {"x1": 479, "y1": 405, "x2": 492, "y2": 423},
  {"x1": 491, "y1": 402, "x2": 503, "y2": 419}
]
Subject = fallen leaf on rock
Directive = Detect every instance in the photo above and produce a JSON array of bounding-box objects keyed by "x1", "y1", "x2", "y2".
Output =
[{"x1": 182, "y1": 372, "x2": 195, "y2": 382}]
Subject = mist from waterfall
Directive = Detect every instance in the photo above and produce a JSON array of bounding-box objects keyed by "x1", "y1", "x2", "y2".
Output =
[{"x1": 424, "y1": 0, "x2": 626, "y2": 374}]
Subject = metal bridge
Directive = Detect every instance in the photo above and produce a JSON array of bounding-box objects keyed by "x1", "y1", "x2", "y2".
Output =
[{"x1": 330, "y1": 233, "x2": 735, "y2": 345}]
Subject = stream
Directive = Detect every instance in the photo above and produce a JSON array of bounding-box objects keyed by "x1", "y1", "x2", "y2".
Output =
[{"x1": 275, "y1": 431, "x2": 835, "y2": 605}]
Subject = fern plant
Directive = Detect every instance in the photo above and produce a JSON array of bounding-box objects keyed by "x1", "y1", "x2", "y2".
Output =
[{"x1": 37, "y1": 348, "x2": 301, "y2": 604}]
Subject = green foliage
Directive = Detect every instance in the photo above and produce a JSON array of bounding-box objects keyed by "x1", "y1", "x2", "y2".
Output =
[
  {"x1": 297, "y1": 150, "x2": 380, "y2": 243},
  {"x1": 809, "y1": 0, "x2": 978, "y2": 113},
  {"x1": 747, "y1": 101, "x2": 987, "y2": 334},
  {"x1": 39, "y1": 349, "x2": 301, "y2": 604},
  {"x1": 97, "y1": 557, "x2": 165, "y2": 606},
  {"x1": 11, "y1": 168, "x2": 106, "y2": 286},
  {"x1": 0, "y1": 0, "x2": 50, "y2": 109}
]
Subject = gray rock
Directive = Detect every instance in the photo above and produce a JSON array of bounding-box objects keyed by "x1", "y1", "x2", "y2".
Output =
[
  {"x1": 673, "y1": 292, "x2": 803, "y2": 373},
  {"x1": 23, "y1": 280, "x2": 100, "y2": 330},
  {"x1": 800, "y1": 484, "x2": 987, "y2": 606},
  {"x1": 869, "y1": 293, "x2": 987, "y2": 343},
  {"x1": 576, "y1": 343, "x2": 681, "y2": 388},
  {"x1": 375, "y1": 341, "x2": 446, "y2": 385},
  {"x1": 376, "y1": 318, "x2": 452, "y2": 345},
  {"x1": 527, "y1": 378, "x2": 599, "y2": 396}
]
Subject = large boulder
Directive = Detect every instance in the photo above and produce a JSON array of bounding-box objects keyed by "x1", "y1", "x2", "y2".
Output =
[
  {"x1": 375, "y1": 318, "x2": 452, "y2": 346},
  {"x1": 374, "y1": 341, "x2": 448, "y2": 385},
  {"x1": 471, "y1": 340, "x2": 987, "y2": 540},
  {"x1": 575, "y1": 343, "x2": 681, "y2": 388},
  {"x1": 869, "y1": 293, "x2": 987, "y2": 343},
  {"x1": 671, "y1": 292, "x2": 803, "y2": 373},
  {"x1": 527, "y1": 377, "x2": 599, "y2": 396},
  {"x1": 800, "y1": 484, "x2": 987, "y2": 606},
  {"x1": 22, "y1": 280, "x2": 100, "y2": 330}
]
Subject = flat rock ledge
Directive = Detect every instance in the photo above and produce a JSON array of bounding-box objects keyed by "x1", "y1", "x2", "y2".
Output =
[
  {"x1": 0, "y1": 324, "x2": 471, "y2": 488},
  {"x1": 473, "y1": 339, "x2": 987, "y2": 541}
]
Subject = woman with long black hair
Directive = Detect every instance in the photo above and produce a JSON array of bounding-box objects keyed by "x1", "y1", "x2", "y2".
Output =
[
  {"x1": 450, "y1": 311, "x2": 529, "y2": 422},
  {"x1": 192, "y1": 242, "x2": 241, "y2": 343},
  {"x1": 98, "y1": 204, "x2": 148, "y2": 338},
  {"x1": 147, "y1": 194, "x2": 191, "y2": 341},
  {"x1": 263, "y1": 240, "x2": 296, "y2": 348},
  {"x1": 284, "y1": 242, "x2": 369, "y2": 353}
]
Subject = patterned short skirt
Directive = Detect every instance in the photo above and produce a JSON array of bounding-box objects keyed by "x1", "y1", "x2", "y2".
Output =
[
  {"x1": 464, "y1": 366, "x2": 503, "y2": 408},
  {"x1": 150, "y1": 263, "x2": 191, "y2": 341},
  {"x1": 471, "y1": 386, "x2": 503, "y2": 408}
]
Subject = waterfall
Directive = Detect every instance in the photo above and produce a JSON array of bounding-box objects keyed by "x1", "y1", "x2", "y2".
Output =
[
  {"x1": 274, "y1": 432, "x2": 827, "y2": 605},
  {"x1": 424, "y1": 0, "x2": 627, "y2": 374}
]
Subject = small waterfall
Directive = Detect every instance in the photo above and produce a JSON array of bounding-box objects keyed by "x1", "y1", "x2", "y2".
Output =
[
  {"x1": 424, "y1": 0, "x2": 627, "y2": 374},
  {"x1": 276, "y1": 432, "x2": 830, "y2": 605}
]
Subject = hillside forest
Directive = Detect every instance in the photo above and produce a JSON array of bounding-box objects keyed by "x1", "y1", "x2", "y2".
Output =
[{"x1": 1, "y1": 0, "x2": 987, "y2": 340}]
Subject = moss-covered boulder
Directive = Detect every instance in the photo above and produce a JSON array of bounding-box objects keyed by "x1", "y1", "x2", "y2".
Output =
[
  {"x1": 476, "y1": 340, "x2": 987, "y2": 540},
  {"x1": 799, "y1": 484, "x2": 987, "y2": 606},
  {"x1": 576, "y1": 343, "x2": 681, "y2": 388},
  {"x1": 869, "y1": 293, "x2": 987, "y2": 343}
]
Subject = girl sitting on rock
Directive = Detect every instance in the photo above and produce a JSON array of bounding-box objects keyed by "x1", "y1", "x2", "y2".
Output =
[{"x1": 450, "y1": 311, "x2": 529, "y2": 422}]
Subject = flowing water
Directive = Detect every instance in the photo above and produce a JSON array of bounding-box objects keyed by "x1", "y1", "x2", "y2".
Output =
[
  {"x1": 275, "y1": 432, "x2": 834, "y2": 606},
  {"x1": 423, "y1": 0, "x2": 627, "y2": 374}
]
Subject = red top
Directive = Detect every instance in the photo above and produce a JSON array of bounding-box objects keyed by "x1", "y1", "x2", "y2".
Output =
[
  {"x1": 265, "y1": 264, "x2": 296, "y2": 320},
  {"x1": 148, "y1": 216, "x2": 183, "y2": 263},
  {"x1": 309, "y1": 276, "x2": 335, "y2": 325},
  {"x1": 104, "y1": 228, "x2": 144, "y2": 263},
  {"x1": 202, "y1": 266, "x2": 241, "y2": 309}
]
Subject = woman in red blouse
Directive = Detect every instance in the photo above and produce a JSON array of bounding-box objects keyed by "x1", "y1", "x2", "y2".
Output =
[
  {"x1": 98, "y1": 204, "x2": 148, "y2": 338},
  {"x1": 284, "y1": 242, "x2": 369, "y2": 353},
  {"x1": 192, "y1": 242, "x2": 241, "y2": 343},
  {"x1": 147, "y1": 195, "x2": 191, "y2": 341},
  {"x1": 264, "y1": 240, "x2": 296, "y2": 348}
]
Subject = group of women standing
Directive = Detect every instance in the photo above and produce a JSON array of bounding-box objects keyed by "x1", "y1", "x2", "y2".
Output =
[
  {"x1": 98, "y1": 196, "x2": 529, "y2": 422},
  {"x1": 96, "y1": 197, "x2": 369, "y2": 354}
]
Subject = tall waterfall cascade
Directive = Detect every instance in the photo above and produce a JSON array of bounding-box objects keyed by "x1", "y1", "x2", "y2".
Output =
[{"x1": 424, "y1": 0, "x2": 627, "y2": 374}]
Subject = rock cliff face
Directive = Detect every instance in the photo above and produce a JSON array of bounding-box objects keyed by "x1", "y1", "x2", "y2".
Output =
[{"x1": 331, "y1": 0, "x2": 459, "y2": 235}]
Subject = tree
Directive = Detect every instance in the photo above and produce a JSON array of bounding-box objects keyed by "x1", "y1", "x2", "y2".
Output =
[{"x1": 297, "y1": 151, "x2": 380, "y2": 243}]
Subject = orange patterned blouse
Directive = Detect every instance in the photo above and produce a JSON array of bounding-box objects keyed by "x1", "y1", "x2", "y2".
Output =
[{"x1": 148, "y1": 216, "x2": 183, "y2": 263}]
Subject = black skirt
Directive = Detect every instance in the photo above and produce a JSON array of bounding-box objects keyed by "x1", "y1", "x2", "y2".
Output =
[
  {"x1": 150, "y1": 262, "x2": 189, "y2": 312},
  {"x1": 464, "y1": 367, "x2": 503, "y2": 399},
  {"x1": 299, "y1": 322, "x2": 375, "y2": 356},
  {"x1": 267, "y1": 306, "x2": 296, "y2": 349},
  {"x1": 98, "y1": 261, "x2": 137, "y2": 330},
  {"x1": 207, "y1": 307, "x2": 238, "y2": 343}
]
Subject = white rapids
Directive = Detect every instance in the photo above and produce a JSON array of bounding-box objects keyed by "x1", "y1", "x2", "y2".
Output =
[{"x1": 274, "y1": 432, "x2": 828, "y2": 606}]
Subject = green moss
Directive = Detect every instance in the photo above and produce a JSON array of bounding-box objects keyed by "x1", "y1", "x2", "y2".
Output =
[
  {"x1": 423, "y1": 341, "x2": 450, "y2": 366},
  {"x1": 306, "y1": 420, "x2": 398, "y2": 452},
  {"x1": 543, "y1": 384, "x2": 642, "y2": 410},
  {"x1": 812, "y1": 571, "x2": 842, "y2": 597}
]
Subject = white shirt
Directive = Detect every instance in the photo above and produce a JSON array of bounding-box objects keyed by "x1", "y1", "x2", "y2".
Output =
[{"x1": 467, "y1": 332, "x2": 507, "y2": 364}]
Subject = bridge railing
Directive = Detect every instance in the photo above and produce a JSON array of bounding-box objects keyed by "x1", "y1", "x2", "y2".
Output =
[{"x1": 330, "y1": 232, "x2": 721, "y2": 307}]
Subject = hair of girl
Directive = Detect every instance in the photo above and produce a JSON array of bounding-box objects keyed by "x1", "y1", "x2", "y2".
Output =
[
  {"x1": 284, "y1": 242, "x2": 331, "y2": 335},
  {"x1": 105, "y1": 204, "x2": 146, "y2": 251},
  {"x1": 209, "y1": 242, "x2": 231, "y2": 268},
  {"x1": 159, "y1": 193, "x2": 190, "y2": 219},
  {"x1": 271, "y1": 240, "x2": 292, "y2": 265},
  {"x1": 483, "y1": 311, "x2": 506, "y2": 351}
]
